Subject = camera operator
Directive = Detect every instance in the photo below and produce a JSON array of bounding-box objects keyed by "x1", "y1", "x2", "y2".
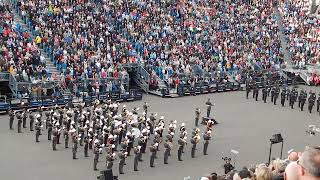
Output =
[{"x1": 222, "y1": 157, "x2": 234, "y2": 174}]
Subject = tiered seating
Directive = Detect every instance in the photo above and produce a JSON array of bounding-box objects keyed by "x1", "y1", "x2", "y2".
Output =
[
  {"x1": 279, "y1": 0, "x2": 320, "y2": 68},
  {"x1": 0, "y1": 2, "x2": 51, "y2": 83}
]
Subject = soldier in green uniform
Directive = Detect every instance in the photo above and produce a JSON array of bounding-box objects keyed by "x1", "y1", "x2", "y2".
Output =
[
  {"x1": 195, "y1": 108, "x2": 200, "y2": 127},
  {"x1": 178, "y1": 135, "x2": 186, "y2": 161},
  {"x1": 35, "y1": 120, "x2": 42, "y2": 142},
  {"x1": 149, "y1": 143, "x2": 158, "y2": 167},
  {"x1": 72, "y1": 131, "x2": 79, "y2": 159},
  {"x1": 280, "y1": 88, "x2": 286, "y2": 107},
  {"x1": 308, "y1": 91, "x2": 316, "y2": 113},
  {"x1": 163, "y1": 139, "x2": 171, "y2": 164},
  {"x1": 84, "y1": 136, "x2": 89, "y2": 157},
  {"x1": 93, "y1": 140, "x2": 101, "y2": 171},
  {"x1": 118, "y1": 150, "x2": 127, "y2": 174},
  {"x1": 133, "y1": 146, "x2": 140, "y2": 171},
  {"x1": 106, "y1": 152, "x2": 115, "y2": 170},
  {"x1": 203, "y1": 130, "x2": 212, "y2": 155},
  {"x1": 9, "y1": 109, "x2": 14, "y2": 130},
  {"x1": 52, "y1": 125, "x2": 58, "y2": 150},
  {"x1": 64, "y1": 128, "x2": 69, "y2": 148},
  {"x1": 17, "y1": 112, "x2": 22, "y2": 133},
  {"x1": 29, "y1": 113, "x2": 35, "y2": 131}
]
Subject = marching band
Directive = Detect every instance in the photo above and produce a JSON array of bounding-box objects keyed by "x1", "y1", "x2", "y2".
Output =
[{"x1": 7, "y1": 99, "x2": 214, "y2": 175}]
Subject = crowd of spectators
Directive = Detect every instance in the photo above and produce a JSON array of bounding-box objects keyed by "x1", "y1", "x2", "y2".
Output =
[
  {"x1": 6, "y1": 0, "x2": 319, "y2": 93},
  {"x1": 279, "y1": 0, "x2": 319, "y2": 68},
  {"x1": 0, "y1": 1, "x2": 52, "y2": 83},
  {"x1": 199, "y1": 146, "x2": 320, "y2": 180},
  {"x1": 14, "y1": 0, "x2": 284, "y2": 89}
]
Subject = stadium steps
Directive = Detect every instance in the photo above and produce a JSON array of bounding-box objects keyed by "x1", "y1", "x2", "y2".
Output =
[{"x1": 12, "y1": 10, "x2": 59, "y2": 76}]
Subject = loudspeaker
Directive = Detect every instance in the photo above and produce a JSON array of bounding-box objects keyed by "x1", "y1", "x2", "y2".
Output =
[{"x1": 270, "y1": 134, "x2": 283, "y2": 144}]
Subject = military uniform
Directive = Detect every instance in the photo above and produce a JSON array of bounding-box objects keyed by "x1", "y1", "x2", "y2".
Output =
[
  {"x1": 270, "y1": 87, "x2": 275, "y2": 103},
  {"x1": 308, "y1": 93, "x2": 316, "y2": 113},
  {"x1": 93, "y1": 144, "x2": 100, "y2": 171},
  {"x1": 29, "y1": 114, "x2": 35, "y2": 131},
  {"x1": 9, "y1": 110, "x2": 14, "y2": 130},
  {"x1": 84, "y1": 136, "x2": 89, "y2": 157},
  {"x1": 22, "y1": 110, "x2": 27, "y2": 128},
  {"x1": 149, "y1": 144, "x2": 157, "y2": 167},
  {"x1": 246, "y1": 80, "x2": 251, "y2": 99},
  {"x1": 106, "y1": 153, "x2": 114, "y2": 170},
  {"x1": 163, "y1": 141, "x2": 171, "y2": 164},
  {"x1": 17, "y1": 113, "x2": 22, "y2": 133},
  {"x1": 273, "y1": 86, "x2": 280, "y2": 105},
  {"x1": 133, "y1": 146, "x2": 140, "y2": 171},
  {"x1": 52, "y1": 127, "x2": 58, "y2": 150},
  {"x1": 280, "y1": 90, "x2": 286, "y2": 107},
  {"x1": 190, "y1": 137, "x2": 197, "y2": 158},
  {"x1": 262, "y1": 87, "x2": 267, "y2": 103},
  {"x1": 64, "y1": 129, "x2": 69, "y2": 148},
  {"x1": 178, "y1": 137, "x2": 185, "y2": 161},
  {"x1": 203, "y1": 132, "x2": 211, "y2": 155},
  {"x1": 47, "y1": 120, "x2": 53, "y2": 140},
  {"x1": 35, "y1": 121, "x2": 41, "y2": 142},
  {"x1": 317, "y1": 94, "x2": 320, "y2": 112},
  {"x1": 205, "y1": 99, "x2": 213, "y2": 117},
  {"x1": 195, "y1": 108, "x2": 200, "y2": 127},
  {"x1": 300, "y1": 91, "x2": 307, "y2": 111},
  {"x1": 253, "y1": 85, "x2": 259, "y2": 101},
  {"x1": 118, "y1": 151, "x2": 126, "y2": 174},
  {"x1": 289, "y1": 90, "x2": 296, "y2": 109}
]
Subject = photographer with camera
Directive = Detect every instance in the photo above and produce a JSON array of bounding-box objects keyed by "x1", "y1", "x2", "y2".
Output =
[{"x1": 222, "y1": 157, "x2": 234, "y2": 174}]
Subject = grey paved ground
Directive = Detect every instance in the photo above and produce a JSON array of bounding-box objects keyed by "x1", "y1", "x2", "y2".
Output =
[{"x1": 0, "y1": 86, "x2": 319, "y2": 180}]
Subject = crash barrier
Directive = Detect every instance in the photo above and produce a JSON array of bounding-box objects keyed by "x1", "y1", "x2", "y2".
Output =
[{"x1": 0, "y1": 89, "x2": 143, "y2": 112}]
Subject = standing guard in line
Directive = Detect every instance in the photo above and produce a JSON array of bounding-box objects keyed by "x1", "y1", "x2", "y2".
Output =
[
  {"x1": 262, "y1": 86, "x2": 267, "y2": 103},
  {"x1": 286, "y1": 87, "x2": 291, "y2": 101},
  {"x1": 298, "y1": 90, "x2": 304, "y2": 108},
  {"x1": 246, "y1": 79, "x2": 251, "y2": 99},
  {"x1": 149, "y1": 143, "x2": 158, "y2": 167},
  {"x1": 300, "y1": 90, "x2": 307, "y2": 111},
  {"x1": 281, "y1": 88, "x2": 286, "y2": 107},
  {"x1": 317, "y1": 93, "x2": 320, "y2": 112},
  {"x1": 22, "y1": 109, "x2": 27, "y2": 128},
  {"x1": 163, "y1": 139, "x2": 171, "y2": 164},
  {"x1": 9, "y1": 109, "x2": 14, "y2": 130},
  {"x1": 270, "y1": 86, "x2": 275, "y2": 103},
  {"x1": 289, "y1": 89, "x2": 296, "y2": 109},
  {"x1": 118, "y1": 150, "x2": 127, "y2": 174},
  {"x1": 203, "y1": 130, "x2": 212, "y2": 155},
  {"x1": 273, "y1": 86, "x2": 280, "y2": 105},
  {"x1": 253, "y1": 84, "x2": 259, "y2": 101},
  {"x1": 29, "y1": 113, "x2": 35, "y2": 131},
  {"x1": 308, "y1": 91, "x2": 316, "y2": 113},
  {"x1": 35, "y1": 119, "x2": 42, "y2": 142},
  {"x1": 195, "y1": 108, "x2": 200, "y2": 127},
  {"x1": 133, "y1": 146, "x2": 140, "y2": 171},
  {"x1": 17, "y1": 112, "x2": 22, "y2": 133}
]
